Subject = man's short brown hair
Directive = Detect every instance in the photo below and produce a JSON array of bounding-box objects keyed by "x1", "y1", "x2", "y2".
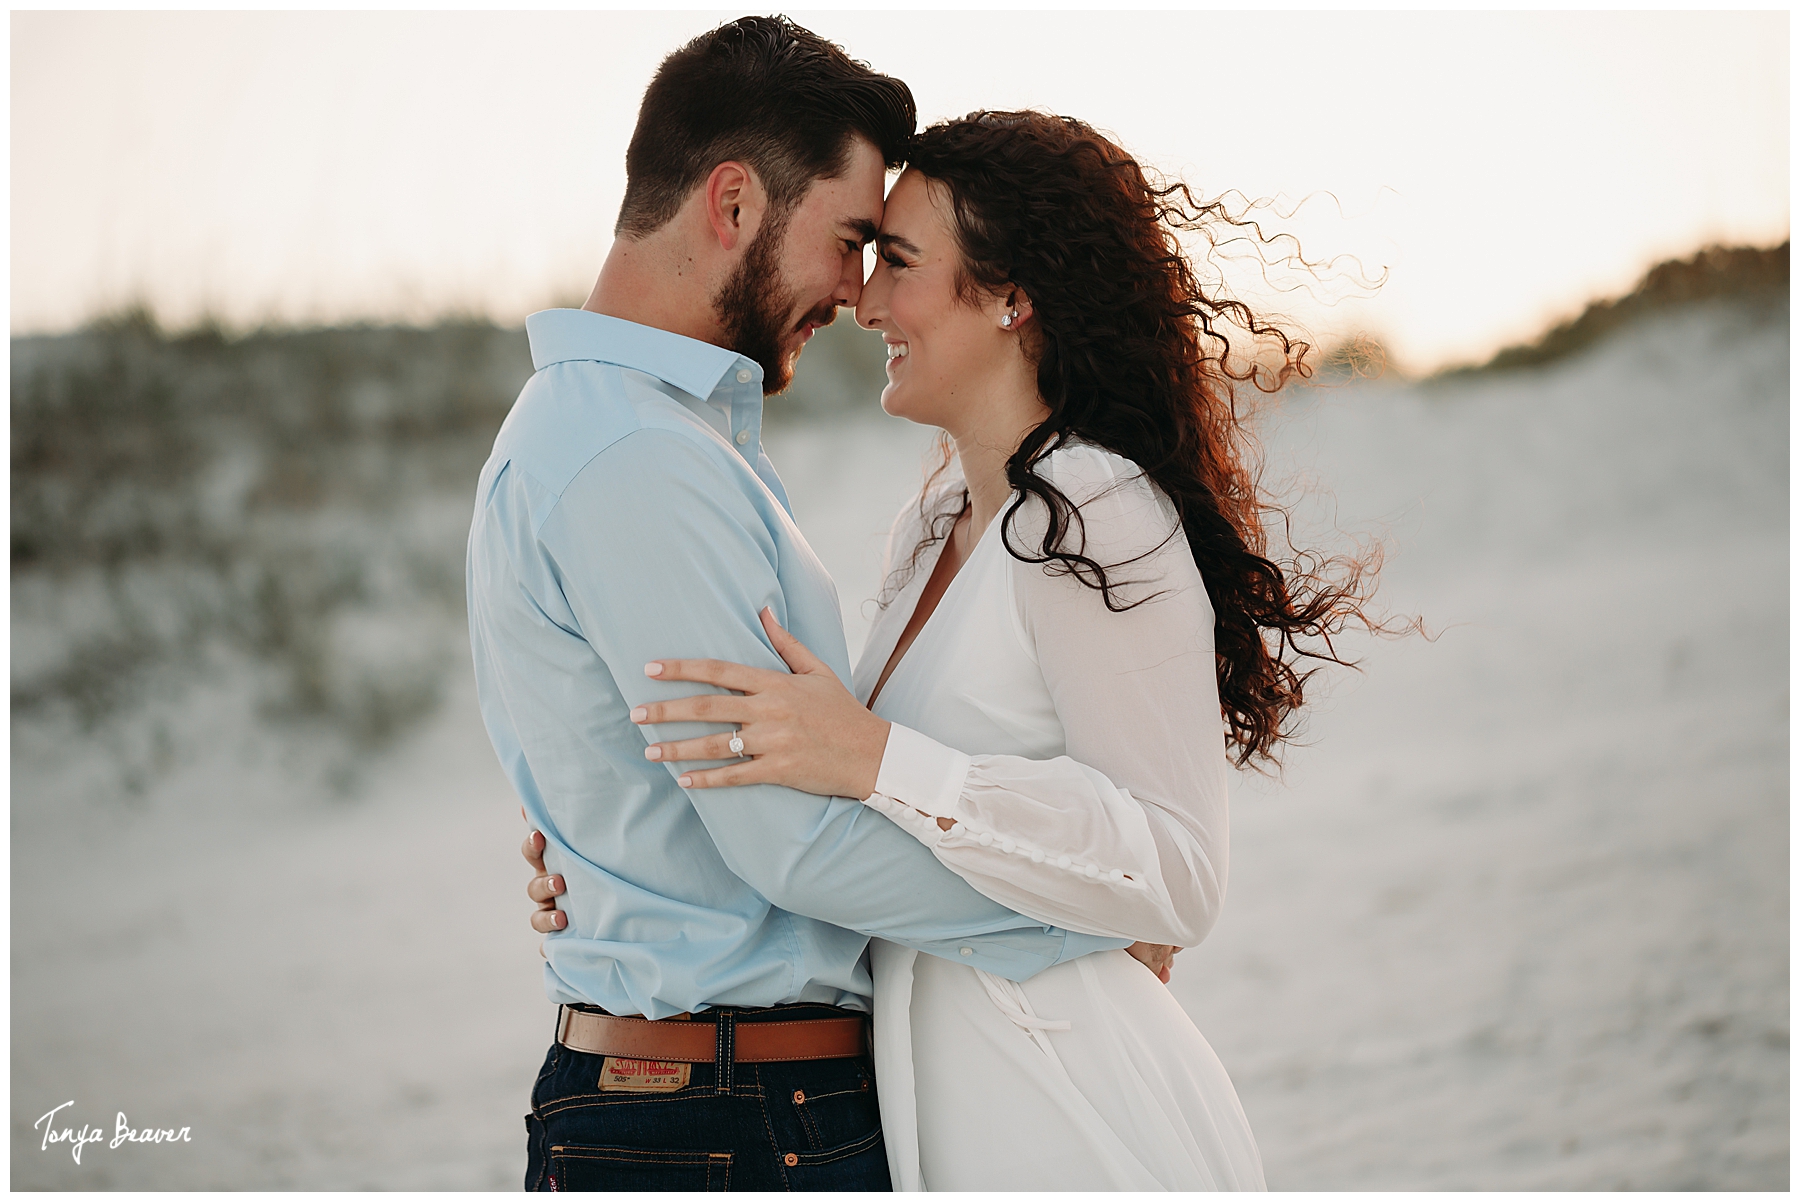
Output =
[{"x1": 615, "y1": 15, "x2": 915, "y2": 238}]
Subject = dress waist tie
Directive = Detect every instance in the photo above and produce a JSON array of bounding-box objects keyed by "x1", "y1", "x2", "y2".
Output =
[{"x1": 974, "y1": 968, "x2": 1072, "y2": 1065}]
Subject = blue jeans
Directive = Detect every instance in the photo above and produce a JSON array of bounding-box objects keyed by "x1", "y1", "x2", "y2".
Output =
[{"x1": 523, "y1": 1004, "x2": 891, "y2": 1191}]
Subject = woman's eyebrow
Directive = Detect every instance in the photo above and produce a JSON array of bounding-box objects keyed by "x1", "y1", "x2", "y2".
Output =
[{"x1": 876, "y1": 232, "x2": 922, "y2": 256}]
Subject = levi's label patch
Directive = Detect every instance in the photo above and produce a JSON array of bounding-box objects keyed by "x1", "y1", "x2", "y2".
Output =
[{"x1": 599, "y1": 1056, "x2": 691, "y2": 1093}]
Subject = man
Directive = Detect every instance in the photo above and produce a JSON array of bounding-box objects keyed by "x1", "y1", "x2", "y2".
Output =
[{"x1": 467, "y1": 16, "x2": 1127, "y2": 1191}]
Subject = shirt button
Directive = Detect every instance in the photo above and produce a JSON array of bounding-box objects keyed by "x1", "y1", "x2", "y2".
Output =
[
  {"x1": 960, "y1": 947, "x2": 973, "y2": 957},
  {"x1": 736, "y1": 430, "x2": 751, "y2": 445},
  {"x1": 784, "y1": 1152, "x2": 799, "y2": 1167},
  {"x1": 737, "y1": 368, "x2": 753, "y2": 384}
]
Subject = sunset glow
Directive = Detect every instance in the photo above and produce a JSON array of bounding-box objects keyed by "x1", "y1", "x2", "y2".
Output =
[{"x1": 11, "y1": 10, "x2": 1788, "y2": 371}]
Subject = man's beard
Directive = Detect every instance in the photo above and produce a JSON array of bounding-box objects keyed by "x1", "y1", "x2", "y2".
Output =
[{"x1": 711, "y1": 212, "x2": 835, "y2": 396}]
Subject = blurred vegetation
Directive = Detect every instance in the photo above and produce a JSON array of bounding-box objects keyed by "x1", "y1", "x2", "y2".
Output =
[
  {"x1": 9, "y1": 307, "x2": 888, "y2": 788},
  {"x1": 1436, "y1": 241, "x2": 1789, "y2": 379},
  {"x1": 12, "y1": 311, "x2": 531, "y2": 767}
]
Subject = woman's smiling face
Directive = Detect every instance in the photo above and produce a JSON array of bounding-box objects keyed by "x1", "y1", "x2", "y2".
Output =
[{"x1": 855, "y1": 168, "x2": 1019, "y2": 434}]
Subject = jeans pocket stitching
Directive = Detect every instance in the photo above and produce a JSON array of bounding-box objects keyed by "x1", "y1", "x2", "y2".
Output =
[
  {"x1": 537, "y1": 1088, "x2": 711, "y2": 1117},
  {"x1": 550, "y1": 1144, "x2": 734, "y2": 1191},
  {"x1": 745, "y1": 1073, "x2": 791, "y2": 1184},
  {"x1": 794, "y1": 1101, "x2": 823, "y2": 1149},
  {"x1": 551, "y1": 1146, "x2": 732, "y2": 1166},
  {"x1": 788, "y1": 1124, "x2": 884, "y2": 1168}
]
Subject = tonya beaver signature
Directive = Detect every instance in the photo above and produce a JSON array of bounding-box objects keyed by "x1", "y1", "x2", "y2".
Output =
[{"x1": 34, "y1": 1100, "x2": 192, "y2": 1164}]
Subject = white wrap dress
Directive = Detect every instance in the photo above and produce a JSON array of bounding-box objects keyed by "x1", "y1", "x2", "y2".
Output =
[{"x1": 853, "y1": 442, "x2": 1266, "y2": 1191}]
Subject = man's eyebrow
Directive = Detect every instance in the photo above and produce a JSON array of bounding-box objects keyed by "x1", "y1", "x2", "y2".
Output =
[
  {"x1": 843, "y1": 218, "x2": 879, "y2": 244},
  {"x1": 876, "y1": 232, "x2": 922, "y2": 256}
]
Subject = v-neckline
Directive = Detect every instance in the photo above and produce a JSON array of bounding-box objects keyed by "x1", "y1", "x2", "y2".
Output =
[{"x1": 866, "y1": 502, "x2": 1001, "y2": 711}]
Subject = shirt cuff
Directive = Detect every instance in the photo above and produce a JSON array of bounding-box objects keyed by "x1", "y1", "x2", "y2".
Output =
[
  {"x1": 872, "y1": 723, "x2": 973, "y2": 820},
  {"x1": 1056, "y1": 930, "x2": 1135, "y2": 964}
]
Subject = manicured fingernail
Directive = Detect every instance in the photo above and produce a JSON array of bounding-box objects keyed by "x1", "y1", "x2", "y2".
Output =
[
  {"x1": 548, "y1": 876, "x2": 560, "y2": 892},
  {"x1": 553, "y1": 913, "x2": 566, "y2": 928},
  {"x1": 644, "y1": 745, "x2": 662, "y2": 761},
  {"x1": 630, "y1": 707, "x2": 647, "y2": 722},
  {"x1": 644, "y1": 662, "x2": 664, "y2": 677},
  {"x1": 677, "y1": 774, "x2": 693, "y2": 787}
]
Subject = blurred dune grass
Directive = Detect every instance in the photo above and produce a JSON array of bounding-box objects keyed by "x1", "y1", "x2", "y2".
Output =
[
  {"x1": 9, "y1": 241, "x2": 1786, "y2": 795},
  {"x1": 9, "y1": 305, "x2": 893, "y2": 793},
  {"x1": 1439, "y1": 242, "x2": 1789, "y2": 378}
]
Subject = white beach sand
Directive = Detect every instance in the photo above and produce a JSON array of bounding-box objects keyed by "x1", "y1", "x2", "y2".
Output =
[{"x1": 11, "y1": 299, "x2": 1786, "y2": 1188}]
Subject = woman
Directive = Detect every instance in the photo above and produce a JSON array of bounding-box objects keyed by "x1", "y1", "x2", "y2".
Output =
[{"x1": 531, "y1": 112, "x2": 1374, "y2": 1189}]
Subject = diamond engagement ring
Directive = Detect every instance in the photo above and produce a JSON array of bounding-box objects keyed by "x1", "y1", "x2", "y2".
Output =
[{"x1": 728, "y1": 732, "x2": 746, "y2": 756}]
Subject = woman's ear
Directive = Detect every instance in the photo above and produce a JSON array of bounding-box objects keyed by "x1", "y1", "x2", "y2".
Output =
[{"x1": 998, "y1": 286, "x2": 1035, "y2": 330}]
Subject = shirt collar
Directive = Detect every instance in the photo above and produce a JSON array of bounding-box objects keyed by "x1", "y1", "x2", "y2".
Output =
[{"x1": 525, "y1": 308, "x2": 762, "y2": 401}]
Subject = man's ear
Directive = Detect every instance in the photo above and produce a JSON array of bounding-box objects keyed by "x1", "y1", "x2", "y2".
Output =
[{"x1": 704, "y1": 160, "x2": 768, "y2": 253}]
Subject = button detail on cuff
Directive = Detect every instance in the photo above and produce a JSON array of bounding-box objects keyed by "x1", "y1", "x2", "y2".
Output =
[{"x1": 938, "y1": 815, "x2": 1144, "y2": 889}]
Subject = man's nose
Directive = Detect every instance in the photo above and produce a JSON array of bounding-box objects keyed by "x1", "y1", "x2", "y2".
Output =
[{"x1": 836, "y1": 256, "x2": 865, "y2": 309}]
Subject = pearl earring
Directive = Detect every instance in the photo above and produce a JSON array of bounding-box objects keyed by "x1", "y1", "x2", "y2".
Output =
[{"x1": 1001, "y1": 310, "x2": 1017, "y2": 328}]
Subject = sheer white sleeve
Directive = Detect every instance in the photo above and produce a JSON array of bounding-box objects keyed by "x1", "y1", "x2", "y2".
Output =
[{"x1": 864, "y1": 446, "x2": 1230, "y2": 947}]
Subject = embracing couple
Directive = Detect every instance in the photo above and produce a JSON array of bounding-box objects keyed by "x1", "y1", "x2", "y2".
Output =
[{"x1": 471, "y1": 14, "x2": 1362, "y2": 1192}]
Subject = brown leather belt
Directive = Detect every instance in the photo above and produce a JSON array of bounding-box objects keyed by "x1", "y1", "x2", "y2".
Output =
[{"x1": 556, "y1": 1007, "x2": 868, "y2": 1064}]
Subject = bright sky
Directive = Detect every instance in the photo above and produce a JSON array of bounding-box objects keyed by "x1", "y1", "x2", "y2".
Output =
[{"x1": 10, "y1": 10, "x2": 1789, "y2": 370}]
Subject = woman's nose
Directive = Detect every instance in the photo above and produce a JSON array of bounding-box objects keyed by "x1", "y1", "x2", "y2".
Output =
[{"x1": 856, "y1": 273, "x2": 887, "y2": 330}]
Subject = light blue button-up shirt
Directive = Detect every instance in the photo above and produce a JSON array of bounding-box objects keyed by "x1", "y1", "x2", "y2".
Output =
[{"x1": 467, "y1": 309, "x2": 1123, "y2": 1018}]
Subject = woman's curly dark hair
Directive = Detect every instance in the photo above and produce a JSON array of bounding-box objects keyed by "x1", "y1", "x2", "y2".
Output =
[{"x1": 900, "y1": 110, "x2": 1382, "y2": 767}]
